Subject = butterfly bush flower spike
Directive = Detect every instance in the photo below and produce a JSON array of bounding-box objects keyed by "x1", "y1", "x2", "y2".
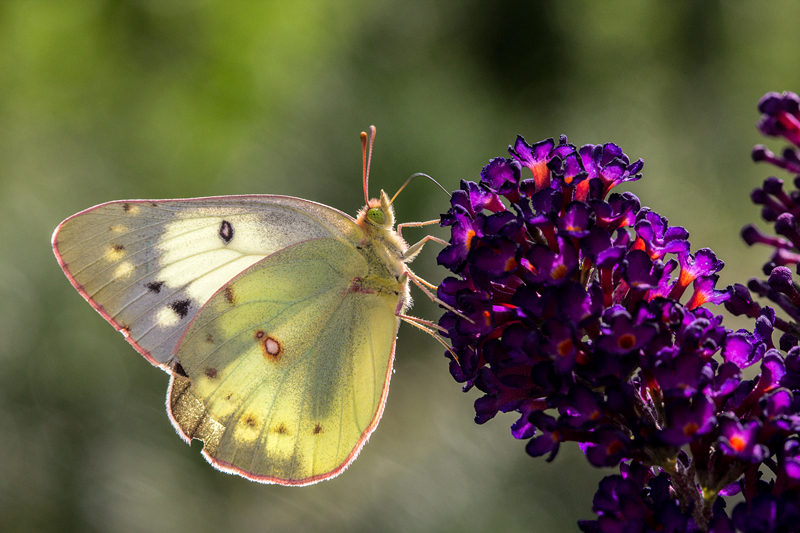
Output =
[{"x1": 437, "y1": 98, "x2": 800, "y2": 530}]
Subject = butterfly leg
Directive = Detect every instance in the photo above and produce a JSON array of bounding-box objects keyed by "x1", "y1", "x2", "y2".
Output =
[
  {"x1": 404, "y1": 267, "x2": 474, "y2": 324},
  {"x1": 402, "y1": 234, "x2": 449, "y2": 263},
  {"x1": 396, "y1": 231, "x2": 474, "y2": 324},
  {"x1": 397, "y1": 312, "x2": 459, "y2": 363},
  {"x1": 396, "y1": 219, "x2": 440, "y2": 239}
]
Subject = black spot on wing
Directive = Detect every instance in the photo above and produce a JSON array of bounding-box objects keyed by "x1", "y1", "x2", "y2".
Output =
[
  {"x1": 219, "y1": 220, "x2": 234, "y2": 244},
  {"x1": 170, "y1": 299, "x2": 191, "y2": 319},
  {"x1": 112, "y1": 244, "x2": 124, "y2": 252},
  {"x1": 122, "y1": 203, "x2": 131, "y2": 212},
  {"x1": 145, "y1": 281, "x2": 164, "y2": 293}
]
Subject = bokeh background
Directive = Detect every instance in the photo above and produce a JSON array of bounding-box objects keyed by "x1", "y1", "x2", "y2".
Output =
[{"x1": 2, "y1": 2, "x2": 800, "y2": 532}]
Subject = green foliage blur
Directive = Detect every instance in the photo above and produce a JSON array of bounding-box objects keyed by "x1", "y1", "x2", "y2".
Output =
[{"x1": 2, "y1": 2, "x2": 800, "y2": 531}]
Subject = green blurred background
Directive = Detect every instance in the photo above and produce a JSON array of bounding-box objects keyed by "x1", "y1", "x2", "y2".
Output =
[{"x1": 2, "y1": 2, "x2": 800, "y2": 532}]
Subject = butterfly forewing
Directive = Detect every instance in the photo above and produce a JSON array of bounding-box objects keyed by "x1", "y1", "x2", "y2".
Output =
[
  {"x1": 168, "y1": 237, "x2": 401, "y2": 485},
  {"x1": 52, "y1": 196, "x2": 360, "y2": 367}
]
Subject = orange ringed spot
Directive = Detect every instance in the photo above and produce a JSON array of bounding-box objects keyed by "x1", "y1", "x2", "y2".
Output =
[
  {"x1": 262, "y1": 336, "x2": 281, "y2": 360},
  {"x1": 255, "y1": 330, "x2": 265, "y2": 339},
  {"x1": 729, "y1": 435, "x2": 747, "y2": 453},
  {"x1": 617, "y1": 333, "x2": 636, "y2": 351}
]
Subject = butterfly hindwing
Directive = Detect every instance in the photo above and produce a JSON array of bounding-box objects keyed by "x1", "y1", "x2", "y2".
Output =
[
  {"x1": 168, "y1": 237, "x2": 401, "y2": 485},
  {"x1": 52, "y1": 196, "x2": 361, "y2": 367}
]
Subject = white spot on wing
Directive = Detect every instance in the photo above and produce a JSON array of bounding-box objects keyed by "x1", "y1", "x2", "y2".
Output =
[
  {"x1": 157, "y1": 306, "x2": 180, "y2": 327},
  {"x1": 114, "y1": 262, "x2": 134, "y2": 278}
]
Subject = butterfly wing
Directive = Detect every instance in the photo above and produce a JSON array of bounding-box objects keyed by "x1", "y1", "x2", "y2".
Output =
[
  {"x1": 52, "y1": 196, "x2": 361, "y2": 368},
  {"x1": 167, "y1": 237, "x2": 402, "y2": 485}
]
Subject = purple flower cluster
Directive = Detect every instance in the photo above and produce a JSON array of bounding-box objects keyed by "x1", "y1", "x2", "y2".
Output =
[
  {"x1": 436, "y1": 97, "x2": 800, "y2": 531},
  {"x1": 734, "y1": 92, "x2": 800, "y2": 338}
]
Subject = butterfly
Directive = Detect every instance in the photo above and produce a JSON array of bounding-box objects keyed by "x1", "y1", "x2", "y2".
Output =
[{"x1": 51, "y1": 127, "x2": 450, "y2": 486}]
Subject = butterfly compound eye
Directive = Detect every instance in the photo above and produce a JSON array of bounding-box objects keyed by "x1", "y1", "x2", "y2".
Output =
[{"x1": 367, "y1": 207, "x2": 386, "y2": 226}]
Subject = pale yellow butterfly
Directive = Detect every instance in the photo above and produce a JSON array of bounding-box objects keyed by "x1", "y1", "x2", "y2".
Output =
[{"x1": 52, "y1": 127, "x2": 448, "y2": 486}]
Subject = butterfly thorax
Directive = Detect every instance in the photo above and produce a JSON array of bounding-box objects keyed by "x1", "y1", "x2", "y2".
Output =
[{"x1": 354, "y1": 190, "x2": 410, "y2": 313}]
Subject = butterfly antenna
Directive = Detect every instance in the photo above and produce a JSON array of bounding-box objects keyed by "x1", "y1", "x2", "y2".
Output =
[
  {"x1": 390, "y1": 172, "x2": 451, "y2": 205},
  {"x1": 360, "y1": 130, "x2": 369, "y2": 204},
  {"x1": 361, "y1": 125, "x2": 377, "y2": 204}
]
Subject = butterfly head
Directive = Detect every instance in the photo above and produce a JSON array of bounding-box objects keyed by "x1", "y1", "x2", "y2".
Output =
[{"x1": 359, "y1": 189, "x2": 395, "y2": 230}]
